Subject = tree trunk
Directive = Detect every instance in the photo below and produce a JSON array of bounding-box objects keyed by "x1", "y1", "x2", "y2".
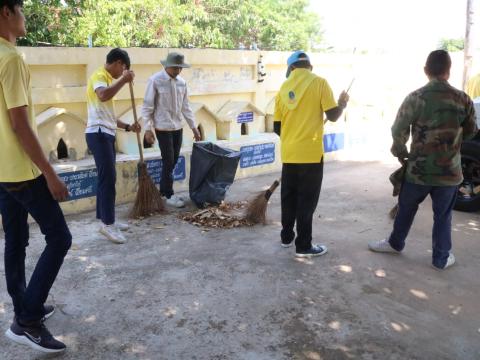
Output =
[{"x1": 464, "y1": 0, "x2": 476, "y2": 90}]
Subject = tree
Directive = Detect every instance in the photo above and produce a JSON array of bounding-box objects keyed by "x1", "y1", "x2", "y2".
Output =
[
  {"x1": 20, "y1": 0, "x2": 322, "y2": 51},
  {"x1": 438, "y1": 38, "x2": 464, "y2": 52},
  {"x1": 18, "y1": 0, "x2": 84, "y2": 46},
  {"x1": 463, "y1": 0, "x2": 479, "y2": 90}
]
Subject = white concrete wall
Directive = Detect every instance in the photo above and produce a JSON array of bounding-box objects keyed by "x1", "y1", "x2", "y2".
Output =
[{"x1": 17, "y1": 47, "x2": 473, "y2": 214}]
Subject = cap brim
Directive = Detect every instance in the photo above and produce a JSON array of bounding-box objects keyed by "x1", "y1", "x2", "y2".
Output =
[
  {"x1": 286, "y1": 66, "x2": 292, "y2": 78},
  {"x1": 161, "y1": 60, "x2": 191, "y2": 68}
]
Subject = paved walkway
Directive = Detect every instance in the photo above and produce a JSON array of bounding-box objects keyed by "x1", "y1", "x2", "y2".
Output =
[{"x1": 0, "y1": 161, "x2": 479, "y2": 359}]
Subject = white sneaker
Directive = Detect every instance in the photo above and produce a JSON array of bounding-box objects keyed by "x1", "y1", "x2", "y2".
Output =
[
  {"x1": 114, "y1": 222, "x2": 130, "y2": 231},
  {"x1": 368, "y1": 239, "x2": 400, "y2": 253},
  {"x1": 99, "y1": 224, "x2": 126, "y2": 244},
  {"x1": 166, "y1": 194, "x2": 185, "y2": 208},
  {"x1": 433, "y1": 253, "x2": 455, "y2": 270}
]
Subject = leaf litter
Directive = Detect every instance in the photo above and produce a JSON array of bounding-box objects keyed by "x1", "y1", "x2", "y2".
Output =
[{"x1": 178, "y1": 201, "x2": 253, "y2": 229}]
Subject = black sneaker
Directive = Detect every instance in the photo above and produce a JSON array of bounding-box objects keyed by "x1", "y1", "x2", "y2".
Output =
[
  {"x1": 5, "y1": 318, "x2": 66, "y2": 353},
  {"x1": 281, "y1": 239, "x2": 293, "y2": 248},
  {"x1": 42, "y1": 305, "x2": 55, "y2": 322},
  {"x1": 295, "y1": 244, "x2": 328, "y2": 258}
]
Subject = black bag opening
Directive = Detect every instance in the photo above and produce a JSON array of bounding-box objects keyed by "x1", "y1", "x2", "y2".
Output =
[{"x1": 189, "y1": 142, "x2": 241, "y2": 208}]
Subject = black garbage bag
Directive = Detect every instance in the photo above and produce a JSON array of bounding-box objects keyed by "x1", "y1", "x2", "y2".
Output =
[{"x1": 189, "y1": 142, "x2": 241, "y2": 208}]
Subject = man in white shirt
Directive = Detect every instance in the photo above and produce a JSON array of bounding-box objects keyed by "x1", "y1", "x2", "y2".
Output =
[{"x1": 143, "y1": 52, "x2": 201, "y2": 208}]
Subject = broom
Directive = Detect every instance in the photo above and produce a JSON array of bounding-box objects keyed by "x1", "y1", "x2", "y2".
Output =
[
  {"x1": 128, "y1": 82, "x2": 165, "y2": 218},
  {"x1": 388, "y1": 162, "x2": 407, "y2": 219},
  {"x1": 245, "y1": 179, "x2": 280, "y2": 224},
  {"x1": 389, "y1": 203, "x2": 399, "y2": 219}
]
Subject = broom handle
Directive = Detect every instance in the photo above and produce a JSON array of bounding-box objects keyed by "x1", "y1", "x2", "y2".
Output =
[
  {"x1": 264, "y1": 179, "x2": 280, "y2": 200},
  {"x1": 129, "y1": 82, "x2": 144, "y2": 164}
]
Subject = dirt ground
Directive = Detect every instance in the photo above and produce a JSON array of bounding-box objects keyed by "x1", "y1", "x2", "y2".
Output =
[{"x1": 0, "y1": 160, "x2": 479, "y2": 360}]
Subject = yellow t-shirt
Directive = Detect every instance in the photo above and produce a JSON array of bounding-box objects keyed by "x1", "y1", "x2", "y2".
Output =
[
  {"x1": 0, "y1": 37, "x2": 41, "y2": 182},
  {"x1": 274, "y1": 68, "x2": 337, "y2": 163},
  {"x1": 467, "y1": 73, "x2": 480, "y2": 100},
  {"x1": 86, "y1": 66, "x2": 116, "y2": 136}
]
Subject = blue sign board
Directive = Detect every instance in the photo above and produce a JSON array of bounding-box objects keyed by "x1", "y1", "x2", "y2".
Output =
[
  {"x1": 237, "y1": 111, "x2": 254, "y2": 124},
  {"x1": 59, "y1": 168, "x2": 98, "y2": 201},
  {"x1": 324, "y1": 133, "x2": 345, "y2": 153},
  {"x1": 146, "y1": 156, "x2": 186, "y2": 185},
  {"x1": 240, "y1": 143, "x2": 275, "y2": 168}
]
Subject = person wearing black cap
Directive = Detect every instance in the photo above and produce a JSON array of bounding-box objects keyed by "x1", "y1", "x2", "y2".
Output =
[
  {"x1": 85, "y1": 48, "x2": 140, "y2": 244},
  {"x1": 143, "y1": 52, "x2": 201, "y2": 208},
  {"x1": 274, "y1": 50, "x2": 349, "y2": 258}
]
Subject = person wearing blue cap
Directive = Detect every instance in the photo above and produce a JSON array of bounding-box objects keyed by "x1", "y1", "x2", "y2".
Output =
[{"x1": 274, "y1": 50, "x2": 349, "y2": 258}]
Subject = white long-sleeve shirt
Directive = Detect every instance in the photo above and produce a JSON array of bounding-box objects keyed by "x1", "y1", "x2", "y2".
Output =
[{"x1": 142, "y1": 69, "x2": 196, "y2": 131}]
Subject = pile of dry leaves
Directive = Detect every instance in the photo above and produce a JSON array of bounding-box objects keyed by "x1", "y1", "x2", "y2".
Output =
[{"x1": 178, "y1": 201, "x2": 253, "y2": 228}]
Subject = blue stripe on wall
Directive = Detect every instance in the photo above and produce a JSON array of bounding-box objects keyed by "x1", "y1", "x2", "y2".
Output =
[{"x1": 324, "y1": 133, "x2": 345, "y2": 153}]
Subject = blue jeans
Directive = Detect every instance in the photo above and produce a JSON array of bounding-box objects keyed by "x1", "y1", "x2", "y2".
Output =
[
  {"x1": 0, "y1": 175, "x2": 71, "y2": 323},
  {"x1": 388, "y1": 181, "x2": 457, "y2": 268},
  {"x1": 86, "y1": 130, "x2": 116, "y2": 225}
]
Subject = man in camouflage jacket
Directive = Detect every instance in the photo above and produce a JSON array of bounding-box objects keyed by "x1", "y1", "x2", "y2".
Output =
[{"x1": 369, "y1": 50, "x2": 478, "y2": 270}]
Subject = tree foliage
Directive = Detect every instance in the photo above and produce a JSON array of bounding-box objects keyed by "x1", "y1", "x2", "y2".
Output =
[
  {"x1": 18, "y1": 0, "x2": 84, "y2": 46},
  {"x1": 438, "y1": 38, "x2": 464, "y2": 52},
  {"x1": 19, "y1": 0, "x2": 322, "y2": 51}
]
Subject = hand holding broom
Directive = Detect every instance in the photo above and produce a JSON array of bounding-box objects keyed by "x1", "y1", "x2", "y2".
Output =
[
  {"x1": 245, "y1": 179, "x2": 280, "y2": 224},
  {"x1": 128, "y1": 82, "x2": 165, "y2": 218},
  {"x1": 324, "y1": 78, "x2": 353, "y2": 125}
]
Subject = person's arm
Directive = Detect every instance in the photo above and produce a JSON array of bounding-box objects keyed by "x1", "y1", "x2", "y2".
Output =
[
  {"x1": 391, "y1": 94, "x2": 416, "y2": 164},
  {"x1": 116, "y1": 118, "x2": 140, "y2": 132},
  {"x1": 319, "y1": 78, "x2": 348, "y2": 123},
  {"x1": 95, "y1": 70, "x2": 134, "y2": 102},
  {"x1": 462, "y1": 96, "x2": 478, "y2": 140},
  {"x1": 8, "y1": 106, "x2": 68, "y2": 201},
  {"x1": 325, "y1": 91, "x2": 349, "y2": 122},
  {"x1": 273, "y1": 121, "x2": 281, "y2": 136},
  {"x1": 273, "y1": 94, "x2": 282, "y2": 136},
  {"x1": 181, "y1": 87, "x2": 201, "y2": 141},
  {"x1": 141, "y1": 78, "x2": 157, "y2": 145}
]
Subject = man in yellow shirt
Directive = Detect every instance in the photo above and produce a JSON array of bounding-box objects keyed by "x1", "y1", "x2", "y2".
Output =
[
  {"x1": 85, "y1": 48, "x2": 139, "y2": 244},
  {"x1": 466, "y1": 72, "x2": 480, "y2": 129},
  {"x1": 274, "y1": 51, "x2": 349, "y2": 257},
  {"x1": 0, "y1": 0, "x2": 71, "y2": 353},
  {"x1": 467, "y1": 72, "x2": 480, "y2": 100}
]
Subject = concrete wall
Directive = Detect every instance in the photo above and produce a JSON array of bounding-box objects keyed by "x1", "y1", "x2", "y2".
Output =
[
  {"x1": 21, "y1": 47, "x2": 348, "y2": 157},
  {"x1": 17, "y1": 47, "x2": 473, "y2": 215},
  {"x1": 23, "y1": 47, "x2": 275, "y2": 126},
  {"x1": 22, "y1": 47, "x2": 472, "y2": 161}
]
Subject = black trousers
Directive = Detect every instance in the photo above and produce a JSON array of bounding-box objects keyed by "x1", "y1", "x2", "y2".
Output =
[
  {"x1": 281, "y1": 160, "x2": 324, "y2": 252},
  {"x1": 156, "y1": 129, "x2": 183, "y2": 198}
]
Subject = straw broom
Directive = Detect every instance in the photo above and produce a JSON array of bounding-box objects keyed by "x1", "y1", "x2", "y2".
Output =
[
  {"x1": 245, "y1": 179, "x2": 280, "y2": 224},
  {"x1": 388, "y1": 161, "x2": 407, "y2": 220},
  {"x1": 128, "y1": 82, "x2": 165, "y2": 218},
  {"x1": 389, "y1": 203, "x2": 399, "y2": 219}
]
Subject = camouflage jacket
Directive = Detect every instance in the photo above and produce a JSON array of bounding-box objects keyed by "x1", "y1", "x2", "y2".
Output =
[{"x1": 391, "y1": 79, "x2": 478, "y2": 186}]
